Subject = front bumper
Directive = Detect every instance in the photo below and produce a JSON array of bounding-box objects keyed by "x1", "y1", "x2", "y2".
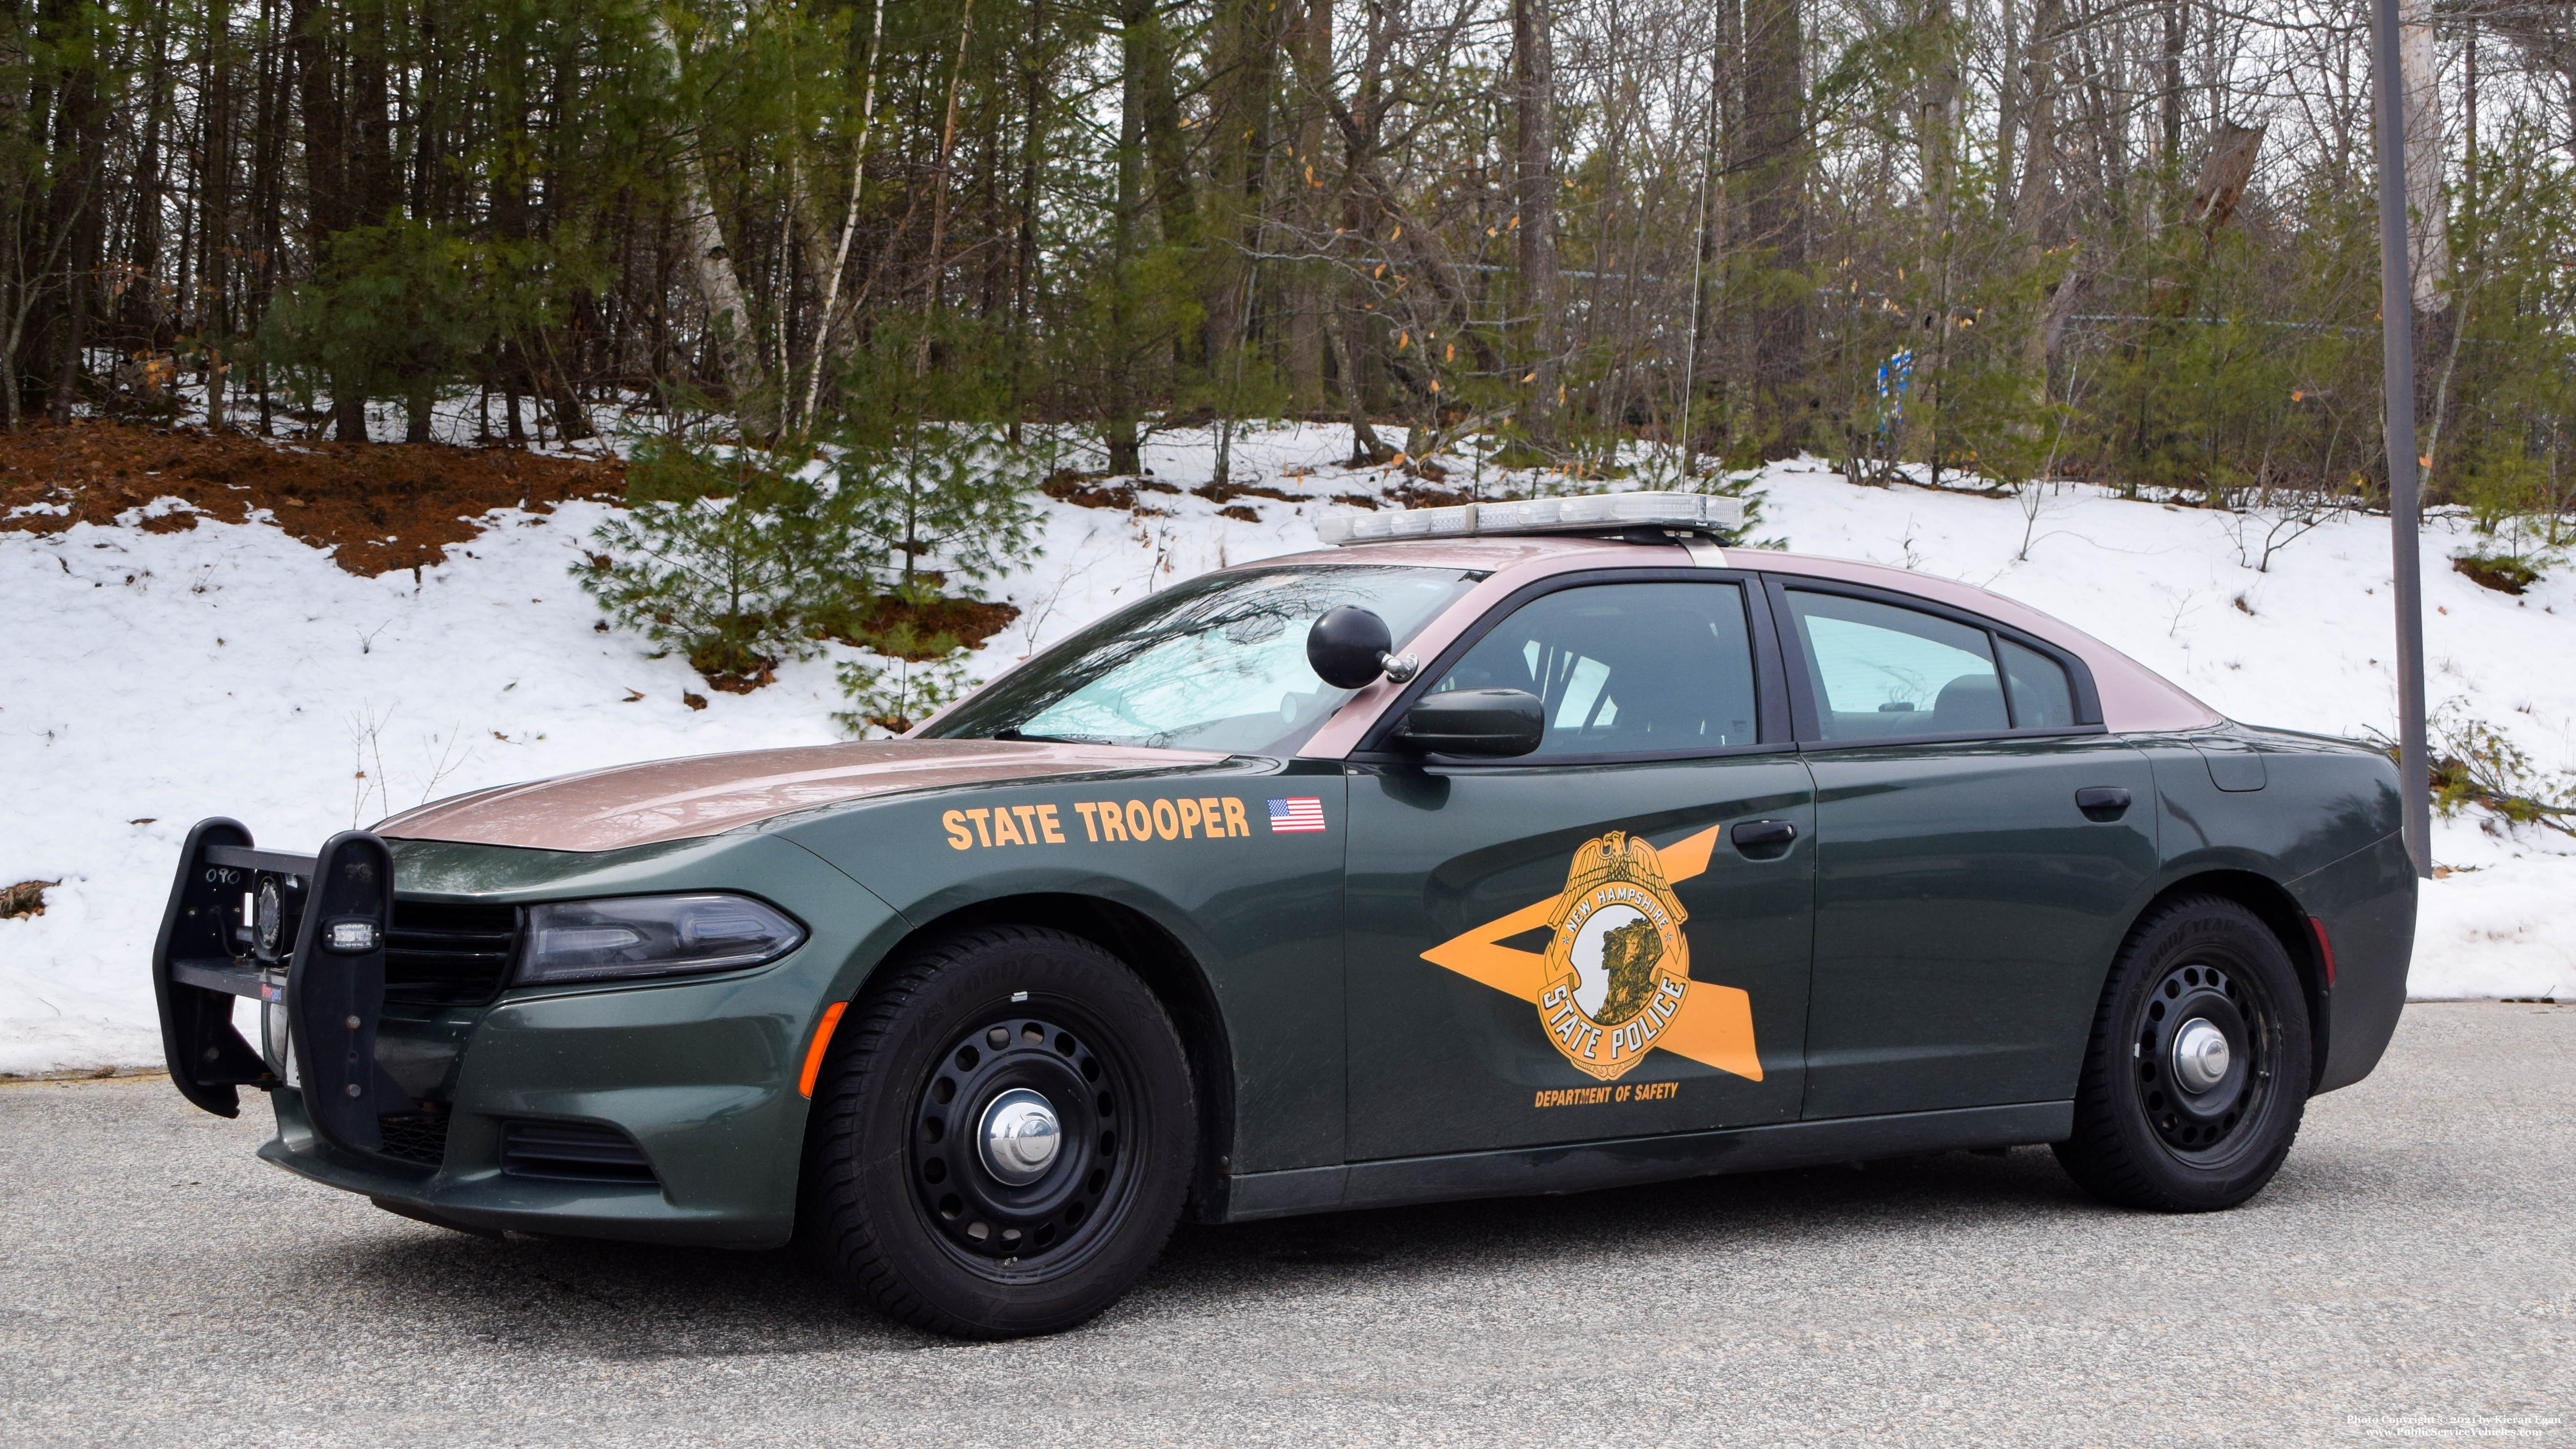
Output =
[
  {"x1": 261, "y1": 981, "x2": 810, "y2": 1249},
  {"x1": 159, "y1": 822, "x2": 910, "y2": 1249}
]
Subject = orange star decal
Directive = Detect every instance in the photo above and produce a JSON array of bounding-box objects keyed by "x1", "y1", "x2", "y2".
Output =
[{"x1": 1421, "y1": 824, "x2": 1762, "y2": 1082}]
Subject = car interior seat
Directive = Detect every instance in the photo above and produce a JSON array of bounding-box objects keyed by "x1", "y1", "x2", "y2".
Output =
[{"x1": 1928, "y1": 672, "x2": 2009, "y2": 735}]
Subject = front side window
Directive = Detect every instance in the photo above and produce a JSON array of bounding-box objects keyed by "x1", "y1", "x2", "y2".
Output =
[
  {"x1": 925, "y1": 565, "x2": 1478, "y2": 755},
  {"x1": 1427, "y1": 582, "x2": 1760, "y2": 757},
  {"x1": 1785, "y1": 590, "x2": 2009, "y2": 740}
]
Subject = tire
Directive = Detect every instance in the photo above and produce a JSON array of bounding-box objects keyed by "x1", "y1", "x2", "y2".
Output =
[
  {"x1": 2053, "y1": 895, "x2": 2313, "y2": 1212},
  {"x1": 803, "y1": 925, "x2": 1196, "y2": 1338}
]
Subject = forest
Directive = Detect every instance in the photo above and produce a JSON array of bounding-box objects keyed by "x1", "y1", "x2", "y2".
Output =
[{"x1": 3, "y1": 0, "x2": 2574, "y2": 526}]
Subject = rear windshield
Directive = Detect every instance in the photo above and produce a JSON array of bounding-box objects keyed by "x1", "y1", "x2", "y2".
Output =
[{"x1": 924, "y1": 565, "x2": 1479, "y2": 756}]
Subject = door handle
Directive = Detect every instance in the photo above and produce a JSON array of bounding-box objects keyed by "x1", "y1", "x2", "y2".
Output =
[
  {"x1": 2075, "y1": 786, "x2": 2133, "y2": 821},
  {"x1": 1731, "y1": 819, "x2": 1798, "y2": 854}
]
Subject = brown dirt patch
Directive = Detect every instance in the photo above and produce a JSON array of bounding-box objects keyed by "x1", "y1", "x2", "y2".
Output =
[
  {"x1": 1042, "y1": 472, "x2": 1136, "y2": 510},
  {"x1": 819, "y1": 593, "x2": 1022, "y2": 661},
  {"x1": 1193, "y1": 481, "x2": 1312, "y2": 505},
  {"x1": 1042, "y1": 471, "x2": 1182, "y2": 511},
  {"x1": 2453, "y1": 553, "x2": 2540, "y2": 595},
  {"x1": 0, "y1": 420, "x2": 622, "y2": 575},
  {"x1": 1387, "y1": 482, "x2": 1475, "y2": 508}
]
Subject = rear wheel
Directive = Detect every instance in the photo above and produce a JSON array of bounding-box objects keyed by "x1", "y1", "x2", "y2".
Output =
[
  {"x1": 2054, "y1": 895, "x2": 2312, "y2": 1212},
  {"x1": 804, "y1": 926, "x2": 1195, "y2": 1338}
]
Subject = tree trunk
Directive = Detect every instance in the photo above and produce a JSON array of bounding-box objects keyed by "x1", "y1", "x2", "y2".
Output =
[
  {"x1": 2160, "y1": 0, "x2": 2184, "y2": 176},
  {"x1": 46, "y1": 16, "x2": 105, "y2": 427},
  {"x1": 1916, "y1": 0, "x2": 1958, "y2": 254},
  {"x1": 1326, "y1": 298, "x2": 1385, "y2": 462},
  {"x1": 288, "y1": 0, "x2": 367, "y2": 439},
  {"x1": 1740, "y1": 0, "x2": 1808, "y2": 448},
  {"x1": 1283, "y1": 0, "x2": 1331, "y2": 412},
  {"x1": 1203, "y1": 0, "x2": 1281, "y2": 379},
  {"x1": 2013, "y1": 0, "x2": 2074, "y2": 413},
  {"x1": 1511, "y1": 0, "x2": 1558, "y2": 446},
  {"x1": 1008, "y1": 0, "x2": 1048, "y2": 433},
  {"x1": 1104, "y1": 0, "x2": 1153, "y2": 476},
  {"x1": 201, "y1": 0, "x2": 234, "y2": 429},
  {"x1": 919, "y1": 0, "x2": 976, "y2": 366},
  {"x1": 2400, "y1": 0, "x2": 2448, "y2": 313},
  {"x1": 647, "y1": 18, "x2": 765, "y2": 430}
]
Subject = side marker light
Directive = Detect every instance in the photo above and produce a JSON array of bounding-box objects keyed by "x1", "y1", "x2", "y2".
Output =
[
  {"x1": 2308, "y1": 917, "x2": 2338, "y2": 987},
  {"x1": 799, "y1": 1001, "x2": 849, "y2": 1099}
]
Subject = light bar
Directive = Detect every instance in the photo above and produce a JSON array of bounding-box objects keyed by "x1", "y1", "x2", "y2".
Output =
[{"x1": 1316, "y1": 491, "x2": 1746, "y2": 547}]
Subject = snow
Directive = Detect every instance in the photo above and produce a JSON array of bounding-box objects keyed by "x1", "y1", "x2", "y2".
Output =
[{"x1": 3, "y1": 421, "x2": 2570, "y2": 1074}]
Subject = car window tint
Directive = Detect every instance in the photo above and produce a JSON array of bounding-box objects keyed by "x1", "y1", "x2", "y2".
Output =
[
  {"x1": 1785, "y1": 590, "x2": 2006, "y2": 740},
  {"x1": 1431, "y1": 582, "x2": 1758, "y2": 756},
  {"x1": 1999, "y1": 638, "x2": 2077, "y2": 728}
]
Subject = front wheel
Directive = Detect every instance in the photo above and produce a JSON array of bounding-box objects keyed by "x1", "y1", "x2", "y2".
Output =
[
  {"x1": 2054, "y1": 895, "x2": 2313, "y2": 1212},
  {"x1": 804, "y1": 925, "x2": 1196, "y2": 1337}
]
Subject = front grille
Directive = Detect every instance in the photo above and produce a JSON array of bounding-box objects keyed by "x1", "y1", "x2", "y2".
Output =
[
  {"x1": 385, "y1": 898, "x2": 518, "y2": 1008},
  {"x1": 499, "y1": 1120, "x2": 659, "y2": 1186},
  {"x1": 375, "y1": 1110, "x2": 451, "y2": 1168}
]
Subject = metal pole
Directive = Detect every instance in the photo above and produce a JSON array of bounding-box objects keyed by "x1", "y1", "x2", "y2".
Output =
[{"x1": 2370, "y1": 0, "x2": 2433, "y2": 879}]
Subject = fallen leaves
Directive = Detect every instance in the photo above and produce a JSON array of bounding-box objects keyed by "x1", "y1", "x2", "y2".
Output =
[{"x1": 0, "y1": 420, "x2": 621, "y2": 576}]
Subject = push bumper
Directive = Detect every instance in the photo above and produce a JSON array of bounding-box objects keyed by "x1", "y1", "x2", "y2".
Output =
[
  {"x1": 150, "y1": 819, "x2": 407, "y2": 1154},
  {"x1": 153, "y1": 819, "x2": 910, "y2": 1250}
]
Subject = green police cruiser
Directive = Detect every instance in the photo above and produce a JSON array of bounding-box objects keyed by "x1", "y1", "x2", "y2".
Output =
[{"x1": 151, "y1": 492, "x2": 2415, "y2": 1337}]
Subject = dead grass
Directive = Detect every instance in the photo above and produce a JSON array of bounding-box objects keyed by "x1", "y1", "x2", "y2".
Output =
[
  {"x1": 2, "y1": 880, "x2": 59, "y2": 920},
  {"x1": 0, "y1": 420, "x2": 622, "y2": 576}
]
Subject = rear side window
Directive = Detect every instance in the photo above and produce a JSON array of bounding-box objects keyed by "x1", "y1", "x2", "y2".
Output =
[
  {"x1": 1999, "y1": 638, "x2": 2077, "y2": 728},
  {"x1": 1432, "y1": 582, "x2": 1759, "y2": 756},
  {"x1": 1784, "y1": 590, "x2": 2007, "y2": 740}
]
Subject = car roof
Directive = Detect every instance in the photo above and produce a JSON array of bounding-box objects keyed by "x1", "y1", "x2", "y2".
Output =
[{"x1": 1260, "y1": 536, "x2": 2220, "y2": 754}]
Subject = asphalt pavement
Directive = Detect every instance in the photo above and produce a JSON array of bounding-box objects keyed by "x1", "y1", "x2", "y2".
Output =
[{"x1": 3, "y1": 1000, "x2": 2570, "y2": 1448}]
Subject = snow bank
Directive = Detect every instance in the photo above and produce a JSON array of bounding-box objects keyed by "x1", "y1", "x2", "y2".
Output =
[{"x1": 3, "y1": 424, "x2": 2568, "y2": 1073}]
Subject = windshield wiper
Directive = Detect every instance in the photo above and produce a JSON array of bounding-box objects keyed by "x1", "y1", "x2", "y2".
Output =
[{"x1": 991, "y1": 728, "x2": 1107, "y2": 745}]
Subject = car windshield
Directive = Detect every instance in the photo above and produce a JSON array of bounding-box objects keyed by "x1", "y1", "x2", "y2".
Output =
[{"x1": 925, "y1": 565, "x2": 1480, "y2": 755}]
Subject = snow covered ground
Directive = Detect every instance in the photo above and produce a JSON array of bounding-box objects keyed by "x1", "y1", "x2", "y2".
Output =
[{"x1": 4, "y1": 420, "x2": 2569, "y2": 1074}]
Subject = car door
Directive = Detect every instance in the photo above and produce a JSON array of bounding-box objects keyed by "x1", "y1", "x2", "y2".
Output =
[
  {"x1": 1342, "y1": 571, "x2": 1816, "y2": 1162},
  {"x1": 1770, "y1": 578, "x2": 2158, "y2": 1120}
]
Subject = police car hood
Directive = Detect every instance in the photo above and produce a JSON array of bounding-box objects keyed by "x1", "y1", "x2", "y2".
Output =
[{"x1": 374, "y1": 739, "x2": 1220, "y2": 853}]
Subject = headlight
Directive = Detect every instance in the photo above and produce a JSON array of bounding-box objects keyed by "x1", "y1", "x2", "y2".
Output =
[{"x1": 516, "y1": 894, "x2": 807, "y2": 986}]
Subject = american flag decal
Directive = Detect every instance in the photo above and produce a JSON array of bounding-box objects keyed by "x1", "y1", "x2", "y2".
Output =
[{"x1": 1267, "y1": 798, "x2": 1327, "y2": 834}]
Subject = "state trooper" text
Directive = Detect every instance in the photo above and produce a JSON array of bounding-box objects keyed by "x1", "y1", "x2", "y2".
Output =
[{"x1": 944, "y1": 797, "x2": 1253, "y2": 849}]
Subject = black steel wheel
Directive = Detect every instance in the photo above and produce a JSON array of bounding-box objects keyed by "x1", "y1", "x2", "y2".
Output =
[
  {"x1": 909, "y1": 1009, "x2": 1138, "y2": 1269},
  {"x1": 804, "y1": 925, "x2": 1194, "y2": 1338},
  {"x1": 2055, "y1": 895, "x2": 2312, "y2": 1211}
]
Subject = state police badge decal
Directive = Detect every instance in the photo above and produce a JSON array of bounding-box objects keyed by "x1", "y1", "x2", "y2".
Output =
[
  {"x1": 1420, "y1": 822, "x2": 1763, "y2": 1083},
  {"x1": 1539, "y1": 831, "x2": 1693, "y2": 1081}
]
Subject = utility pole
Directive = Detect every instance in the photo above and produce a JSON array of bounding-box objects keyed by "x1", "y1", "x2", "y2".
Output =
[{"x1": 2369, "y1": 0, "x2": 2432, "y2": 880}]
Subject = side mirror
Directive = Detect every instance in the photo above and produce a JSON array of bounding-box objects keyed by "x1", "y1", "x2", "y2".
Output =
[
  {"x1": 1309, "y1": 606, "x2": 1407, "y2": 689},
  {"x1": 1393, "y1": 689, "x2": 1545, "y2": 757}
]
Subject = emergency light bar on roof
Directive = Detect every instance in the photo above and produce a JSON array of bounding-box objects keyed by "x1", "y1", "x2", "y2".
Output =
[{"x1": 1315, "y1": 490, "x2": 1746, "y2": 546}]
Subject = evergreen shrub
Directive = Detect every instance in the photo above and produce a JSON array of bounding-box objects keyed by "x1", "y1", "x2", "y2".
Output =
[{"x1": 577, "y1": 436, "x2": 866, "y2": 692}]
